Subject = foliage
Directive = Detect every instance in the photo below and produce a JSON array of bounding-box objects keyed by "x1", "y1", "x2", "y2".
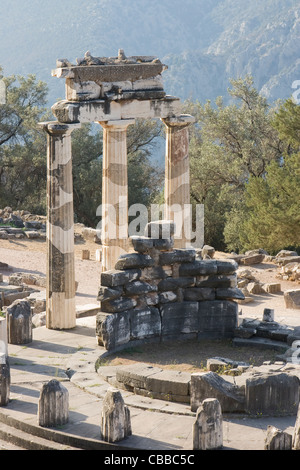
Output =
[
  {"x1": 184, "y1": 76, "x2": 283, "y2": 250},
  {"x1": 127, "y1": 119, "x2": 164, "y2": 210},
  {"x1": 71, "y1": 123, "x2": 102, "y2": 227},
  {"x1": 240, "y1": 153, "x2": 300, "y2": 253},
  {"x1": 0, "y1": 68, "x2": 49, "y2": 213},
  {"x1": 238, "y1": 100, "x2": 300, "y2": 253}
]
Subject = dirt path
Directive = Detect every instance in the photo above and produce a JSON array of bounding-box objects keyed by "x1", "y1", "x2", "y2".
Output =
[{"x1": 0, "y1": 237, "x2": 101, "y2": 306}]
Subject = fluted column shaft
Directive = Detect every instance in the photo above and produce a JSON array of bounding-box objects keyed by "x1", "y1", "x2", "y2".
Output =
[
  {"x1": 40, "y1": 121, "x2": 80, "y2": 330},
  {"x1": 99, "y1": 119, "x2": 135, "y2": 272},
  {"x1": 162, "y1": 115, "x2": 195, "y2": 248}
]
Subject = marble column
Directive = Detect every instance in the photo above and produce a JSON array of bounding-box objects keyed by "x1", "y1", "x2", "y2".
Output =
[
  {"x1": 99, "y1": 119, "x2": 135, "y2": 272},
  {"x1": 39, "y1": 121, "x2": 80, "y2": 330},
  {"x1": 162, "y1": 114, "x2": 195, "y2": 248}
]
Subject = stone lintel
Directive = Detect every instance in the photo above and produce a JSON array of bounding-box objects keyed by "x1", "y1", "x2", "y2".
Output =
[
  {"x1": 52, "y1": 62, "x2": 165, "y2": 83},
  {"x1": 51, "y1": 96, "x2": 182, "y2": 123}
]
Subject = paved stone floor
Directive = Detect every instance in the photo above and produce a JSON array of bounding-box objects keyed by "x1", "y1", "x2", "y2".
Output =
[{"x1": 0, "y1": 316, "x2": 297, "y2": 453}]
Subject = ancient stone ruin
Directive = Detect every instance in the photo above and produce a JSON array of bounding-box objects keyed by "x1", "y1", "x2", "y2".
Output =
[
  {"x1": 96, "y1": 221, "x2": 243, "y2": 351},
  {"x1": 38, "y1": 50, "x2": 195, "y2": 331}
]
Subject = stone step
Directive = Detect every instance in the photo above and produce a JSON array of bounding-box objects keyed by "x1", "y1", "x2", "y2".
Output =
[
  {"x1": 233, "y1": 336, "x2": 289, "y2": 351},
  {"x1": 0, "y1": 437, "x2": 24, "y2": 450},
  {"x1": 0, "y1": 421, "x2": 79, "y2": 450}
]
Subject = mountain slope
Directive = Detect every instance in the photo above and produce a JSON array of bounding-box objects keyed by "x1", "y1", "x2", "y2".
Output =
[{"x1": 0, "y1": 0, "x2": 298, "y2": 105}]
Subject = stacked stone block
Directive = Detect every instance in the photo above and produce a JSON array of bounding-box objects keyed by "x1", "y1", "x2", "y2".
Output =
[{"x1": 96, "y1": 224, "x2": 243, "y2": 351}]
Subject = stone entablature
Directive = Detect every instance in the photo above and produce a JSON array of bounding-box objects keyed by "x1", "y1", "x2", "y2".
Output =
[
  {"x1": 96, "y1": 222, "x2": 244, "y2": 351},
  {"x1": 52, "y1": 50, "x2": 167, "y2": 103}
]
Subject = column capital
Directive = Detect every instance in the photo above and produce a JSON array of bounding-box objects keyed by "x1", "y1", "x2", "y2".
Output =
[
  {"x1": 161, "y1": 114, "x2": 195, "y2": 129},
  {"x1": 38, "y1": 121, "x2": 81, "y2": 135},
  {"x1": 98, "y1": 118, "x2": 135, "y2": 130}
]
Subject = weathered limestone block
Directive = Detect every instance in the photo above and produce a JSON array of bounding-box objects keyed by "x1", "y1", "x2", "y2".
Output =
[
  {"x1": 38, "y1": 379, "x2": 69, "y2": 427},
  {"x1": 100, "y1": 388, "x2": 131, "y2": 443},
  {"x1": 190, "y1": 372, "x2": 244, "y2": 413},
  {"x1": 116, "y1": 363, "x2": 162, "y2": 390},
  {"x1": 206, "y1": 357, "x2": 249, "y2": 373},
  {"x1": 152, "y1": 238, "x2": 174, "y2": 251},
  {"x1": 245, "y1": 373, "x2": 299, "y2": 416},
  {"x1": 6, "y1": 299, "x2": 32, "y2": 345},
  {"x1": 160, "y1": 302, "x2": 199, "y2": 337},
  {"x1": 144, "y1": 220, "x2": 175, "y2": 239},
  {"x1": 159, "y1": 249, "x2": 195, "y2": 265},
  {"x1": 115, "y1": 363, "x2": 190, "y2": 403},
  {"x1": 198, "y1": 301, "x2": 238, "y2": 339},
  {"x1": 129, "y1": 236, "x2": 154, "y2": 253},
  {"x1": 277, "y1": 256, "x2": 300, "y2": 266},
  {"x1": 276, "y1": 250, "x2": 299, "y2": 259},
  {"x1": 130, "y1": 307, "x2": 161, "y2": 339},
  {"x1": 54, "y1": 95, "x2": 181, "y2": 122},
  {"x1": 196, "y1": 274, "x2": 237, "y2": 288},
  {"x1": 215, "y1": 260, "x2": 238, "y2": 274},
  {"x1": 101, "y1": 269, "x2": 141, "y2": 287},
  {"x1": 145, "y1": 292, "x2": 159, "y2": 306},
  {"x1": 179, "y1": 260, "x2": 217, "y2": 277},
  {"x1": 263, "y1": 308, "x2": 274, "y2": 322},
  {"x1": 284, "y1": 290, "x2": 300, "y2": 309},
  {"x1": 97, "y1": 286, "x2": 123, "y2": 302},
  {"x1": 158, "y1": 291, "x2": 178, "y2": 303},
  {"x1": 193, "y1": 398, "x2": 223, "y2": 450},
  {"x1": 140, "y1": 266, "x2": 168, "y2": 281},
  {"x1": 158, "y1": 277, "x2": 195, "y2": 291},
  {"x1": 246, "y1": 282, "x2": 266, "y2": 294},
  {"x1": 215, "y1": 287, "x2": 245, "y2": 301},
  {"x1": 0, "y1": 353, "x2": 10, "y2": 406},
  {"x1": 101, "y1": 297, "x2": 137, "y2": 313},
  {"x1": 124, "y1": 280, "x2": 157, "y2": 295},
  {"x1": 264, "y1": 425, "x2": 292, "y2": 450},
  {"x1": 96, "y1": 311, "x2": 130, "y2": 350},
  {"x1": 184, "y1": 287, "x2": 215, "y2": 301},
  {"x1": 263, "y1": 283, "x2": 281, "y2": 294},
  {"x1": 201, "y1": 245, "x2": 215, "y2": 259},
  {"x1": 145, "y1": 369, "x2": 191, "y2": 403},
  {"x1": 115, "y1": 253, "x2": 154, "y2": 270},
  {"x1": 241, "y1": 253, "x2": 265, "y2": 265}
]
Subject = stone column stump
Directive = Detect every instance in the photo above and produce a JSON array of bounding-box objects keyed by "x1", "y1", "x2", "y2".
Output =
[
  {"x1": 38, "y1": 379, "x2": 69, "y2": 427},
  {"x1": 264, "y1": 425, "x2": 292, "y2": 450},
  {"x1": 0, "y1": 353, "x2": 10, "y2": 406},
  {"x1": 245, "y1": 372, "x2": 299, "y2": 416},
  {"x1": 100, "y1": 387, "x2": 132, "y2": 443},
  {"x1": 6, "y1": 299, "x2": 32, "y2": 345},
  {"x1": 193, "y1": 398, "x2": 223, "y2": 450}
]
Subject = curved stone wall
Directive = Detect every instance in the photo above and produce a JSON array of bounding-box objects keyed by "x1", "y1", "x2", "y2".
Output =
[{"x1": 96, "y1": 225, "x2": 244, "y2": 352}]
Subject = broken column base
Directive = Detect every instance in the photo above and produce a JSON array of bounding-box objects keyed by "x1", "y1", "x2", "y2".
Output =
[
  {"x1": 100, "y1": 388, "x2": 131, "y2": 443},
  {"x1": 38, "y1": 379, "x2": 69, "y2": 427},
  {"x1": 193, "y1": 398, "x2": 223, "y2": 450}
]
